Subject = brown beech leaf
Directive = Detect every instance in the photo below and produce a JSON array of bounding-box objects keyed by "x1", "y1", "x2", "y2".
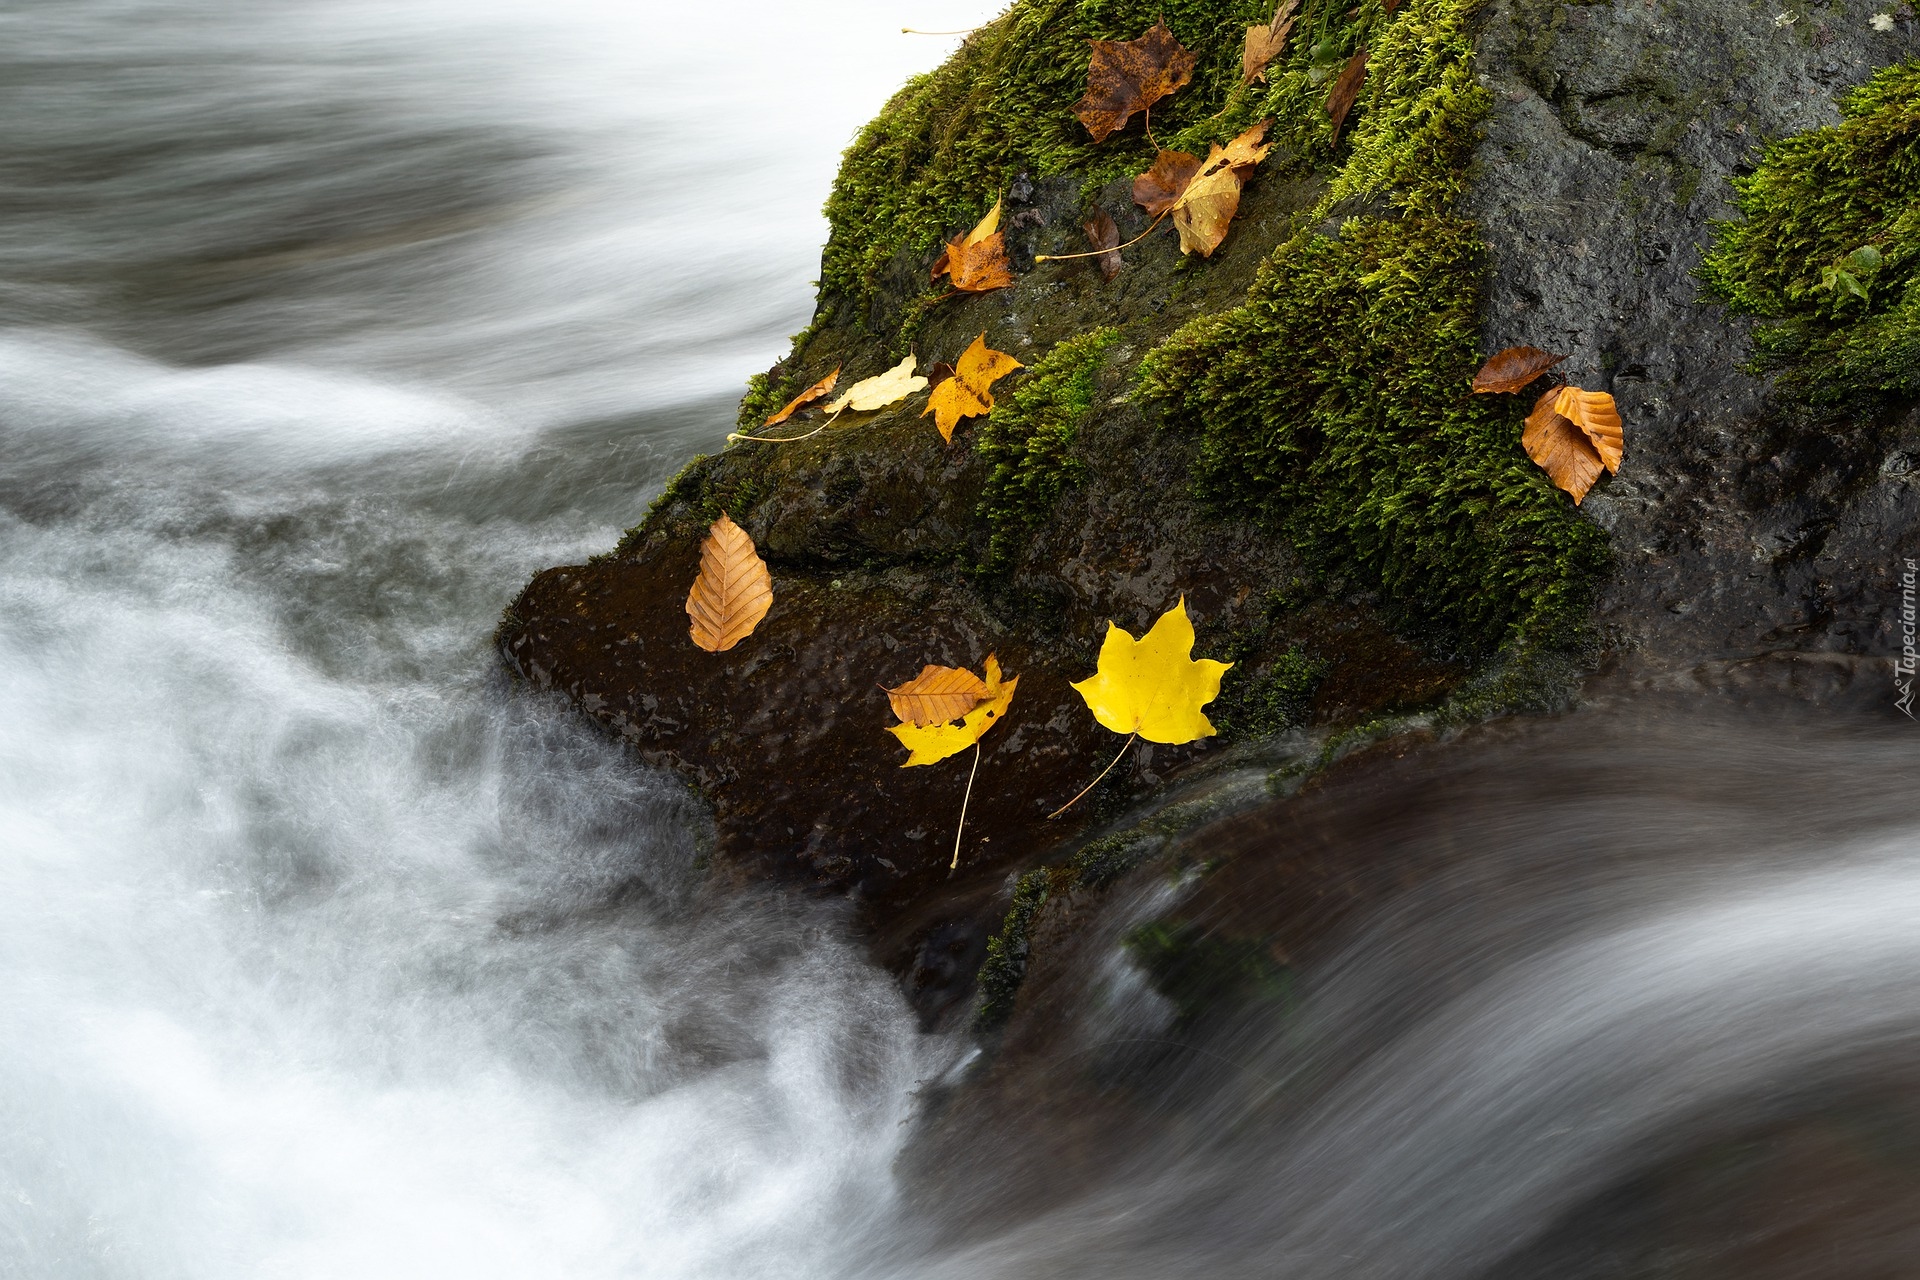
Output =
[
  {"x1": 1327, "y1": 47, "x2": 1369, "y2": 146},
  {"x1": 888, "y1": 655, "x2": 1018, "y2": 768},
  {"x1": 763, "y1": 367, "x2": 840, "y2": 427},
  {"x1": 932, "y1": 198, "x2": 1013, "y2": 293},
  {"x1": 1084, "y1": 209, "x2": 1123, "y2": 280},
  {"x1": 1241, "y1": 0, "x2": 1299, "y2": 85},
  {"x1": 1072, "y1": 18, "x2": 1198, "y2": 143},
  {"x1": 1471, "y1": 346, "x2": 1567, "y2": 395},
  {"x1": 685, "y1": 512, "x2": 773, "y2": 652},
  {"x1": 922, "y1": 333, "x2": 1023, "y2": 442},
  {"x1": 886, "y1": 664, "x2": 990, "y2": 727},
  {"x1": 1523, "y1": 384, "x2": 1623, "y2": 504},
  {"x1": 1554, "y1": 384, "x2": 1624, "y2": 473}
]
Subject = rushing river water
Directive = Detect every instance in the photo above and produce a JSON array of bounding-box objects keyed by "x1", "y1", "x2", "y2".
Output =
[{"x1": 4, "y1": 3, "x2": 1918, "y2": 1278}]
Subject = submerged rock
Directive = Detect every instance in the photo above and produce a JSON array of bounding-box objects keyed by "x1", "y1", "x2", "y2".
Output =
[{"x1": 502, "y1": 0, "x2": 1919, "y2": 1025}]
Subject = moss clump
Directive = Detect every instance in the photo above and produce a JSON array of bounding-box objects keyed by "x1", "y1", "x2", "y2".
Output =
[
  {"x1": 819, "y1": 0, "x2": 1413, "y2": 319},
  {"x1": 1212, "y1": 647, "x2": 1326, "y2": 737},
  {"x1": 972, "y1": 868, "x2": 1059, "y2": 1032},
  {"x1": 1070, "y1": 832, "x2": 1165, "y2": 889},
  {"x1": 1123, "y1": 921, "x2": 1292, "y2": 1024},
  {"x1": 1139, "y1": 0, "x2": 1609, "y2": 657},
  {"x1": 975, "y1": 326, "x2": 1123, "y2": 569},
  {"x1": 1699, "y1": 59, "x2": 1920, "y2": 406}
]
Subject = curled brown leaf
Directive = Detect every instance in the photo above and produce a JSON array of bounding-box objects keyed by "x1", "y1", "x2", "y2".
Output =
[
  {"x1": 762, "y1": 367, "x2": 840, "y2": 427},
  {"x1": 1522, "y1": 384, "x2": 1624, "y2": 504},
  {"x1": 1240, "y1": 0, "x2": 1299, "y2": 85},
  {"x1": 1327, "y1": 47, "x2": 1369, "y2": 146},
  {"x1": 1083, "y1": 209, "x2": 1123, "y2": 281},
  {"x1": 1471, "y1": 346, "x2": 1567, "y2": 395}
]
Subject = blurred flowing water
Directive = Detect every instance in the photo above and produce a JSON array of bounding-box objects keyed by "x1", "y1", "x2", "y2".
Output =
[{"x1": 4, "y1": 2, "x2": 1919, "y2": 1278}]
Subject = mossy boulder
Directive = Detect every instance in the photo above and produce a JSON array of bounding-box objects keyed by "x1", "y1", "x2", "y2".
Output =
[{"x1": 502, "y1": 0, "x2": 1920, "y2": 1023}]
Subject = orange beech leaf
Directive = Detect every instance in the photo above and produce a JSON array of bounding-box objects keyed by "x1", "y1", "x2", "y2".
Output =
[
  {"x1": 685, "y1": 512, "x2": 773, "y2": 652},
  {"x1": 888, "y1": 655, "x2": 1018, "y2": 768},
  {"x1": 1327, "y1": 47, "x2": 1369, "y2": 146},
  {"x1": 1241, "y1": 0, "x2": 1299, "y2": 85},
  {"x1": 1523, "y1": 384, "x2": 1623, "y2": 504},
  {"x1": 1072, "y1": 18, "x2": 1197, "y2": 143},
  {"x1": 1132, "y1": 148, "x2": 1203, "y2": 218},
  {"x1": 763, "y1": 367, "x2": 840, "y2": 427},
  {"x1": 1471, "y1": 346, "x2": 1566, "y2": 395},
  {"x1": 1554, "y1": 385, "x2": 1624, "y2": 473},
  {"x1": 886, "y1": 664, "x2": 990, "y2": 727},
  {"x1": 922, "y1": 333, "x2": 1023, "y2": 442},
  {"x1": 932, "y1": 199, "x2": 1013, "y2": 294},
  {"x1": 1084, "y1": 209, "x2": 1123, "y2": 281},
  {"x1": 1132, "y1": 120, "x2": 1272, "y2": 257}
]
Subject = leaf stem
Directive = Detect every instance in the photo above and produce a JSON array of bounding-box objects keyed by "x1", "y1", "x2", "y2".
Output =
[
  {"x1": 1034, "y1": 211, "x2": 1169, "y2": 263},
  {"x1": 1047, "y1": 731, "x2": 1138, "y2": 820},
  {"x1": 727, "y1": 409, "x2": 845, "y2": 445},
  {"x1": 1144, "y1": 103, "x2": 1160, "y2": 150},
  {"x1": 950, "y1": 742, "x2": 982, "y2": 873},
  {"x1": 901, "y1": 26, "x2": 978, "y2": 34}
]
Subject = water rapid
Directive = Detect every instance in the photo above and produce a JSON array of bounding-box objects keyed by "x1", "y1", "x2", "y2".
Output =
[{"x1": 4, "y1": 4, "x2": 1919, "y2": 1278}]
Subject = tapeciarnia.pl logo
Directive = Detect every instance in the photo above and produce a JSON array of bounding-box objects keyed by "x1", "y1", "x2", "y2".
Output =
[{"x1": 1899, "y1": 557, "x2": 1917, "y2": 718}]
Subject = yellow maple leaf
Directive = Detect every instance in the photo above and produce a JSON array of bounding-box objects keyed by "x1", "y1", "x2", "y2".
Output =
[
  {"x1": 888, "y1": 654, "x2": 1018, "y2": 767},
  {"x1": 825, "y1": 354, "x2": 930, "y2": 414},
  {"x1": 922, "y1": 333, "x2": 1023, "y2": 442},
  {"x1": 1070, "y1": 597, "x2": 1232, "y2": 743}
]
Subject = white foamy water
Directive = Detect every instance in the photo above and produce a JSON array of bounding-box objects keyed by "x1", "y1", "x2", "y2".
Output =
[{"x1": 0, "y1": 1, "x2": 995, "y2": 1274}]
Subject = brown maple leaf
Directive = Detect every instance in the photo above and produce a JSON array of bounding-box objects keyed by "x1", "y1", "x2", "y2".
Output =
[
  {"x1": 1522, "y1": 384, "x2": 1624, "y2": 504},
  {"x1": 922, "y1": 333, "x2": 1023, "y2": 442},
  {"x1": 1131, "y1": 120, "x2": 1273, "y2": 257},
  {"x1": 1327, "y1": 47, "x2": 1369, "y2": 146},
  {"x1": 886, "y1": 663, "x2": 990, "y2": 727},
  {"x1": 685, "y1": 512, "x2": 773, "y2": 652},
  {"x1": 1471, "y1": 346, "x2": 1567, "y2": 395},
  {"x1": 762, "y1": 367, "x2": 840, "y2": 427},
  {"x1": 1241, "y1": 0, "x2": 1299, "y2": 85},
  {"x1": 932, "y1": 198, "x2": 1013, "y2": 293},
  {"x1": 1072, "y1": 18, "x2": 1198, "y2": 143},
  {"x1": 1132, "y1": 149, "x2": 1203, "y2": 218},
  {"x1": 1084, "y1": 210, "x2": 1123, "y2": 281}
]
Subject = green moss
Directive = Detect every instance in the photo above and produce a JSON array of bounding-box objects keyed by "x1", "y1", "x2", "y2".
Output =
[
  {"x1": 1069, "y1": 832, "x2": 1164, "y2": 889},
  {"x1": 1139, "y1": 0, "x2": 1609, "y2": 657},
  {"x1": 1698, "y1": 59, "x2": 1920, "y2": 406},
  {"x1": 1123, "y1": 920, "x2": 1292, "y2": 1024},
  {"x1": 1212, "y1": 646, "x2": 1327, "y2": 737},
  {"x1": 972, "y1": 867, "x2": 1059, "y2": 1033},
  {"x1": 975, "y1": 326, "x2": 1123, "y2": 569}
]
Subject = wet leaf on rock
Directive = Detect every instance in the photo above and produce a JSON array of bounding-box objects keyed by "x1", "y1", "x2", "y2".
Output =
[
  {"x1": 1471, "y1": 346, "x2": 1567, "y2": 394},
  {"x1": 685, "y1": 512, "x2": 773, "y2": 652},
  {"x1": 1522, "y1": 384, "x2": 1623, "y2": 505},
  {"x1": 888, "y1": 655, "x2": 1018, "y2": 767},
  {"x1": 1084, "y1": 209, "x2": 1124, "y2": 281},
  {"x1": 763, "y1": 367, "x2": 840, "y2": 427},
  {"x1": 932, "y1": 198, "x2": 1014, "y2": 293},
  {"x1": 922, "y1": 333, "x2": 1023, "y2": 442},
  {"x1": 886, "y1": 664, "x2": 989, "y2": 727},
  {"x1": 825, "y1": 354, "x2": 929, "y2": 414}
]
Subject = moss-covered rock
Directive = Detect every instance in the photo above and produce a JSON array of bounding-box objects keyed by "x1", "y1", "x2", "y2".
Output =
[{"x1": 501, "y1": 0, "x2": 1919, "y2": 1029}]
